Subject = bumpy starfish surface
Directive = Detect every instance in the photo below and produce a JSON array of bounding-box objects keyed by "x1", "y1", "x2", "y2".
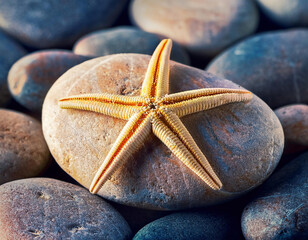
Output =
[{"x1": 59, "y1": 39, "x2": 253, "y2": 194}]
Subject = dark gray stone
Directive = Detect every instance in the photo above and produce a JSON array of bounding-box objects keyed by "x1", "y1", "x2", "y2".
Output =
[
  {"x1": 73, "y1": 26, "x2": 190, "y2": 65},
  {"x1": 207, "y1": 29, "x2": 308, "y2": 109},
  {"x1": 133, "y1": 209, "x2": 242, "y2": 240},
  {"x1": 0, "y1": 0, "x2": 128, "y2": 48},
  {"x1": 0, "y1": 30, "x2": 26, "y2": 106},
  {"x1": 256, "y1": 0, "x2": 308, "y2": 27},
  {"x1": 0, "y1": 178, "x2": 132, "y2": 239},
  {"x1": 241, "y1": 151, "x2": 308, "y2": 240},
  {"x1": 8, "y1": 50, "x2": 90, "y2": 113}
]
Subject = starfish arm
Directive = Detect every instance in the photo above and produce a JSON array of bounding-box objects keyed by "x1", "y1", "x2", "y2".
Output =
[
  {"x1": 152, "y1": 112, "x2": 222, "y2": 190},
  {"x1": 59, "y1": 93, "x2": 149, "y2": 120},
  {"x1": 161, "y1": 88, "x2": 253, "y2": 117},
  {"x1": 90, "y1": 110, "x2": 152, "y2": 194},
  {"x1": 140, "y1": 39, "x2": 172, "y2": 100}
]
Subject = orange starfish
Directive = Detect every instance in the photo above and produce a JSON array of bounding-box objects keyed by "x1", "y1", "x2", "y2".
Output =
[{"x1": 59, "y1": 39, "x2": 253, "y2": 194}]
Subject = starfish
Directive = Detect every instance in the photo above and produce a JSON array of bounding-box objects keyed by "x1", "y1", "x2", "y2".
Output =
[{"x1": 59, "y1": 39, "x2": 253, "y2": 194}]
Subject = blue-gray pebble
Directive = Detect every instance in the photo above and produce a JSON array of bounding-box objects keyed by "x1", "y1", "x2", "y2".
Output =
[
  {"x1": 73, "y1": 26, "x2": 190, "y2": 65},
  {"x1": 8, "y1": 50, "x2": 90, "y2": 113},
  {"x1": 0, "y1": 30, "x2": 26, "y2": 106},
  {"x1": 242, "y1": 151, "x2": 308, "y2": 240},
  {"x1": 133, "y1": 209, "x2": 242, "y2": 240},
  {"x1": 207, "y1": 29, "x2": 308, "y2": 109},
  {"x1": 0, "y1": 0, "x2": 128, "y2": 48},
  {"x1": 256, "y1": 0, "x2": 308, "y2": 27}
]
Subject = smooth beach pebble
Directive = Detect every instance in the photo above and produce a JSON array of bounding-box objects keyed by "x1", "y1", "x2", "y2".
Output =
[
  {"x1": 0, "y1": 178, "x2": 132, "y2": 240},
  {"x1": 0, "y1": 30, "x2": 26, "y2": 107},
  {"x1": 207, "y1": 29, "x2": 308, "y2": 109},
  {"x1": 133, "y1": 209, "x2": 242, "y2": 240},
  {"x1": 275, "y1": 104, "x2": 308, "y2": 154},
  {"x1": 241, "y1": 151, "x2": 308, "y2": 240},
  {"x1": 130, "y1": 0, "x2": 259, "y2": 57},
  {"x1": 0, "y1": 0, "x2": 128, "y2": 48},
  {"x1": 256, "y1": 0, "x2": 308, "y2": 27},
  {"x1": 0, "y1": 109, "x2": 49, "y2": 185},
  {"x1": 42, "y1": 54, "x2": 284, "y2": 210},
  {"x1": 73, "y1": 26, "x2": 190, "y2": 65},
  {"x1": 8, "y1": 50, "x2": 90, "y2": 113}
]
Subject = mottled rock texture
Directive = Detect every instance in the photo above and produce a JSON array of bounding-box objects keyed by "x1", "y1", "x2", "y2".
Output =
[
  {"x1": 242, "y1": 151, "x2": 308, "y2": 240},
  {"x1": 0, "y1": 178, "x2": 132, "y2": 240},
  {"x1": 256, "y1": 0, "x2": 308, "y2": 27},
  {"x1": 207, "y1": 29, "x2": 308, "y2": 109},
  {"x1": 130, "y1": 0, "x2": 259, "y2": 57},
  {"x1": 133, "y1": 209, "x2": 242, "y2": 240},
  {"x1": 8, "y1": 50, "x2": 90, "y2": 113},
  {"x1": 0, "y1": 109, "x2": 49, "y2": 185},
  {"x1": 0, "y1": 0, "x2": 128, "y2": 48},
  {"x1": 42, "y1": 54, "x2": 284, "y2": 210},
  {"x1": 73, "y1": 26, "x2": 190, "y2": 65},
  {"x1": 275, "y1": 104, "x2": 308, "y2": 154},
  {"x1": 0, "y1": 30, "x2": 26, "y2": 106}
]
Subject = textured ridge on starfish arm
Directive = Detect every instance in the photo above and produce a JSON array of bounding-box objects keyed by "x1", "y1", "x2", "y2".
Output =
[
  {"x1": 59, "y1": 93, "x2": 148, "y2": 120},
  {"x1": 162, "y1": 88, "x2": 252, "y2": 103},
  {"x1": 152, "y1": 112, "x2": 222, "y2": 190},
  {"x1": 159, "y1": 108, "x2": 222, "y2": 189},
  {"x1": 141, "y1": 39, "x2": 172, "y2": 99},
  {"x1": 164, "y1": 90, "x2": 253, "y2": 117},
  {"x1": 90, "y1": 110, "x2": 152, "y2": 194}
]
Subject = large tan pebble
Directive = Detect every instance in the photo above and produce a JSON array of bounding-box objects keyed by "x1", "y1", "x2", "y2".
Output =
[{"x1": 42, "y1": 54, "x2": 283, "y2": 210}]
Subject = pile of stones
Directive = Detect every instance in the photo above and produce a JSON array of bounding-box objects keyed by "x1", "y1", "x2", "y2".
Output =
[{"x1": 0, "y1": 0, "x2": 307, "y2": 239}]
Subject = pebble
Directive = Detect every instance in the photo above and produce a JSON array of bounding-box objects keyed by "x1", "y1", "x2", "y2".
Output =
[
  {"x1": 256, "y1": 0, "x2": 308, "y2": 27},
  {"x1": 42, "y1": 54, "x2": 284, "y2": 210},
  {"x1": 130, "y1": 0, "x2": 259, "y2": 57},
  {"x1": 0, "y1": 0, "x2": 128, "y2": 48},
  {"x1": 0, "y1": 30, "x2": 26, "y2": 107},
  {"x1": 207, "y1": 29, "x2": 308, "y2": 109},
  {"x1": 0, "y1": 178, "x2": 132, "y2": 239},
  {"x1": 8, "y1": 50, "x2": 90, "y2": 113},
  {"x1": 275, "y1": 104, "x2": 308, "y2": 154},
  {"x1": 133, "y1": 209, "x2": 242, "y2": 240},
  {"x1": 0, "y1": 109, "x2": 50, "y2": 185},
  {"x1": 241, "y1": 151, "x2": 308, "y2": 240},
  {"x1": 73, "y1": 26, "x2": 190, "y2": 65}
]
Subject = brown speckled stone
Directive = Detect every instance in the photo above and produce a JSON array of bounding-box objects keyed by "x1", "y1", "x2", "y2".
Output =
[
  {"x1": 42, "y1": 54, "x2": 284, "y2": 210},
  {"x1": 0, "y1": 109, "x2": 50, "y2": 185},
  {"x1": 130, "y1": 0, "x2": 259, "y2": 57},
  {"x1": 275, "y1": 104, "x2": 308, "y2": 154},
  {"x1": 0, "y1": 178, "x2": 132, "y2": 239}
]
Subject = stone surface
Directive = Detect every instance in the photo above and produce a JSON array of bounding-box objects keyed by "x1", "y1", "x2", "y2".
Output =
[
  {"x1": 0, "y1": 0, "x2": 128, "y2": 48},
  {"x1": 207, "y1": 29, "x2": 308, "y2": 109},
  {"x1": 0, "y1": 178, "x2": 132, "y2": 239},
  {"x1": 242, "y1": 151, "x2": 308, "y2": 240},
  {"x1": 256, "y1": 0, "x2": 308, "y2": 27},
  {"x1": 275, "y1": 104, "x2": 308, "y2": 154},
  {"x1": 133, "y1": 209, "x2": 242, "y2": 240},
  {"x1": 0, "y1": 109, "x2": 50, "y2": 185},
  {"x1": 42, "y1": 54, "x2": 284, "y2": 210},
  {"x1": 8, "y1": 50, "x2": 90, "y2": 113},
  {"x1": 130, "y1": 0, "x2": 259, "y2": 57},
  {"x1": 73, "y1": 26, "x2": 190, "y2": 65},
  {"x1": 0, "y1": 30, "x2": 26, "y2": 106}
]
